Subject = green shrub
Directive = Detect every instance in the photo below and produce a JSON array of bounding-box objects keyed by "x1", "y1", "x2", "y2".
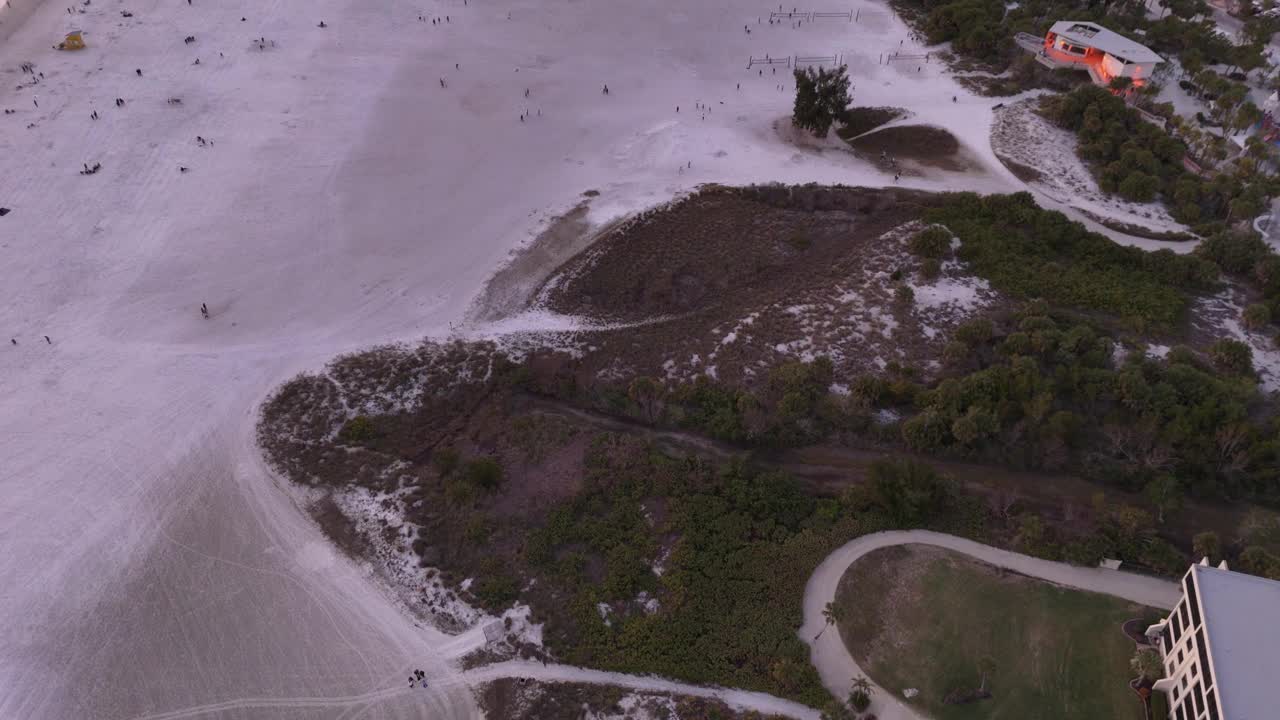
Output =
[
  {"x1": 433, "y1": 447, "x2": 460, "y2": 477},
  {"x1": 954, "y1": 317, "x2": 994, "y2": 347},
  {"x1": 1239, "y1": 546, "x2": 1280, "y2": 580},
  {"x1": 909, "y1": 226, "x2": 952, "y2": 259},
  {"x1": 1141, "y1": 538, "x2": 1187, "y2": 575},
  {"x1": 337, "y1": 415, "x2": 376, "y2": 443},
  {"x1": 1197, "y1": 230, "x2": 1269, "y2": 274},
  {"x1": 786, "y1": 232, "x2": 812, "y2": 251},
  {"x1": 472, "y1": 572, "x2": 520, "y2": 609},
  {"x1": 869, "y1": 459, "x2": 955, "y2": 526},
  {"x1": 1062, "y1": 534, "x2": 1110, "y2": 566},
  {"x1": 950, "y1": 406, "x2": 997, "y2": 447},
  {"x1": 1243, "y1": 303, "x2": 1272, "y2": 330},
  {"x1": 902, "y1": 409, "x2": 950, "y2": 451},
  {"x1": 1118, "y1": 171, "x2": 1158, "y2": 202},
  {"x1": 1132, "y1": 648, "x2": 1165, "y2": 682},
  {"x1": 464, "y1": 457, "x2": 504, "y2": 491},
  {"x1": 894, "y1": 284, "x2": 915, "y2": 305},
  {"x1": 1192, "y1": 531, "x2": 1221, "y2": 563},
  {"x1": 920, "y1": 257, "x2": 943, "y2": 280},
  {"x1": 942, "y1": 340, "x2": 969, "y2": 365},
  {"x1": 925, "y1": 193, "x2": 1198, "y2": 328},
  {"x1": 1209, "y1": 338, "x2": 1253, "y2": 375},
  {"x1": 1166, "y1": 345, "x2": 1198, "y2": 366}
]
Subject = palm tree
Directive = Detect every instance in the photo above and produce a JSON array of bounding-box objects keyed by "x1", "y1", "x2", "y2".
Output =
[
  {"x1": 815, "y1": 601, "x2": 838, "y2": 640},
  {"x1": 978, "y1": 656, "x2": 996, "y2": 693},
  {"x1": 849, "y1": 675, "x2": 875, "y2": 712}
]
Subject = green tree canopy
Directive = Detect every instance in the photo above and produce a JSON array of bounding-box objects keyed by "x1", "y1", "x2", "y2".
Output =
[{"x1": 792, "y1": 65, "x2": 852, "y2": 138}]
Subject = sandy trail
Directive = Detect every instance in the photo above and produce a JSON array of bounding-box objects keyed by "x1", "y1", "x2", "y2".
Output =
[
  {"x1": 457, "y1": 661, "x2": 821, "y2": 719},
  {"x1": 800, "y1": 530, "x2": 1180, "y2": 720}
]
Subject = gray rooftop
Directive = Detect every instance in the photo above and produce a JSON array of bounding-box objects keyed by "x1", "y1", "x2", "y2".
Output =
[
  {"x1": 1049, "y1": 21, "x2": 1164, "y2": 64},
  {"x1": 1192, "y1": 563, "x2": 1280, "y2": 720}
]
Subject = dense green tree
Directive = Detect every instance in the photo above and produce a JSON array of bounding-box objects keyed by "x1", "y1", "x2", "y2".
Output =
[
  {"x1": 1144, "y1": 475, "x2": 1184, "y2": 524},
  {"x1": 1197, "y1": 230, "x2": 1269, "y2": 274},
  {"x1": 870, "y1": 459, "x2": 954, "y2": 525},
  {"x1": 1209, "y1": 338, "x2": 1253, "y2": 376},
  {"x1": 464, "y1": 456, "x2": 504, "y2": 490},
  {"x1": 1192, "y1": 530, "x2": 1221, "y2": 563},
  {"x1": 1239, "y1": 546, "x2": 1280, "y2": 579},
  {"x1": 1243, "y1": 303, "x2": 1272, "y2": 330},
  {"x1": 792, "y1": 65, "x2": 852, "y2": 138},
  {"x1": 909, "y1": 226, "x2": 953, "y2": 258},
  {"x1": 628, "y1": 376, "x2": 664, "y2": 423}
]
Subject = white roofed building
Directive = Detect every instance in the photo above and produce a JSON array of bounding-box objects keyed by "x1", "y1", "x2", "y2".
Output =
[
  {"x1": 1144, "y1": 559, "x2": 1280, "y2": 720},
  {"x1": 1017, "y1": 21, "x2": 1164, "y2": 86}
]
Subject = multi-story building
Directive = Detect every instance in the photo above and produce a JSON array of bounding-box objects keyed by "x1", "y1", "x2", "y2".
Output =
[{"x1": 1144, "y1": 559, "x2": 1280, "y2": 720}]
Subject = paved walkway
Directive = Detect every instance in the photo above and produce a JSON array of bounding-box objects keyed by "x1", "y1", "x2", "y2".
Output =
[{"x1": 800, "y1": 530, "x2": 1181, "y2": 720}]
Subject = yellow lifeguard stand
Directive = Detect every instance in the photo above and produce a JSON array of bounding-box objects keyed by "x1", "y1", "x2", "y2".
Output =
[{"x1": 57, "y1": 30, "x2": 86, "y2": 51}]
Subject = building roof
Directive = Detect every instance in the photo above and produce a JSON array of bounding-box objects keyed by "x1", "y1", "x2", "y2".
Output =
[
  {"x1": 1191, "y1": 563, "x2": 1280, "y2": 720},
  {"x1": 1049, "y1": 21, "x2": 1163, "y2": 64}
]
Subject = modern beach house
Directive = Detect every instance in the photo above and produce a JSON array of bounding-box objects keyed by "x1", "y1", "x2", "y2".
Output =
[{"x1": 1016, "y1": 21, "x2": 1163, "y2": 87}]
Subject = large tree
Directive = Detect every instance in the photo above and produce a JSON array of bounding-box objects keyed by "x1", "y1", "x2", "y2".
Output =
[{"x1": 792, "y1": 65, "x2": 852, "y2": 138}]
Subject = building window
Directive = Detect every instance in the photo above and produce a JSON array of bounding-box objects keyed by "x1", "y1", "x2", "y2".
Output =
[
  {"x1": 1179, "y1": 602, "x2": 1190, "y2": 632},
  {"x1": 1187, "y1": 572, "x2": 1202, "y2": 627},
  {"x1": 1176, "y1": 702, "x2": 1187, "y2": 720},
  {"x1": 1180, "y1": 694, "x2": 1194, "y2": 720},
  {"x1": 1178, "y1": 649, "x2": 1185, "y2": 665},
  {"x1": 1190, "y1": 661, "x2": 1197, "y2": 678},
  {"x1": 1192, "y1": 684, "x2": 1204, "y2": 716},
  {"x1": 1196, "y1": 628, "x2": 1212, "y2": 689},
  {"x1": 1206, "y1": 689, "x2": 1218, "y2": 720},
  {"x1": 1171, "y1": 607, "x2": 1182, "y2": 642}
]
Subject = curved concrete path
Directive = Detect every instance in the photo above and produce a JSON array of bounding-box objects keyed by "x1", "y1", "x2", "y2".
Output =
[{"x1": 800, "y1": 530, "x2": 1180, "y2": 720}]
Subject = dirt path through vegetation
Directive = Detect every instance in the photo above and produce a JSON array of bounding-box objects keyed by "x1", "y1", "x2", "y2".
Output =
[
  {"x1": 456, "y1": 660, "x2": 821, "y2": 719},
  {"x1": 524, "y1": 396, "x2": 1255, "y2": 551}
]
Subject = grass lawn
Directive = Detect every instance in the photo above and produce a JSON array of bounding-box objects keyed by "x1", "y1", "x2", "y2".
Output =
[{"x1": 834, "y1": 544, "x2": 1161, "y2": 720}]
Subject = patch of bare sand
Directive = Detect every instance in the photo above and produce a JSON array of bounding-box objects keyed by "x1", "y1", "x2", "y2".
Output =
[
  {"x1": 471, "y1": 199, "x2": 600, "y2": 323},
  {"x1": 990, "y1": 98, "x2": 1188, "y2": 237}
]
